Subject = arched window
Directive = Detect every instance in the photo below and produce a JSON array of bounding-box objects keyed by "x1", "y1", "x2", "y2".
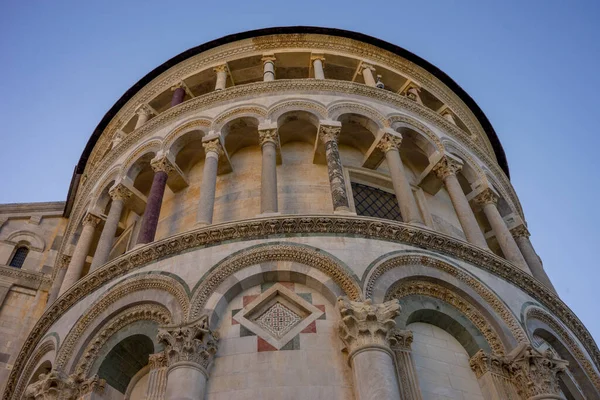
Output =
[{"x1": 9, "y1": 246, "x2": 29, "y2": 268}]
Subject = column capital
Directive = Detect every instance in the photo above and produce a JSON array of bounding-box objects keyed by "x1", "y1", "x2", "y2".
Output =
[
  {"x1": 150, "y1": 154, "x2": 176, "y2": 174},
  {"x1": 473, "y1": 187, "x2": 498, "y2": 206},
  {"x1": 433, "y1": 155, "x2": 464, "y2": 180},
  {"x1": 469, "y1": 350, "x2": 506, "y2": 379},
  {"x1": 388, "y1": 328, "x2": 413, "y2": 351},
  {"x1": 135, "y1": 103, "x2": 156, "y2": 118},
  {"x1": 318, "y1": 121, "x2": 342, "y2": 144},
  {"x1": 310, "y1": 53, "x2": 326, "y2": 62},
  {"x1": 258, "y1": 127, "x2": 279, "y2": 146},
  {"x1": 202, "y1": 136, "x2": 224, "y2": 157},
  {"x1": 511, "y1": 224, "x2": 530, "y2": 238},
  {"x1": 261, "y1": 54, "x2": 277, "y2": 64},
  {"x1": 505, "y1": 344, "x2": 568, "y2": 399},
  {"x1": 57, "y1": 254, "x2": 72, "y2": 270},
  {"x1": 148, "y1": 351, "x2": 168, "y2": 369},
  {"x1": 24, "y1": 371, "x2": 80, "y2": 400},
  {"x1": 213, "y1": 64, "x2": 228, "y2": 73},
  {"x1": 360, "y1": 62, "x2": 376, "y2": 72},
  {"x1": 82, "y1": 213, "x2": 102, "y2": 228},
  {"x1": 170, "y1": 81, "x2": 186, "y2": 91},
  {"x1": 79, "y1": 375, "x2": 106, "y2": 397},
  {"x1": 337, "y1": 297, "x2": 401, "y2": 357},
  {"x1": 157, "y1": 316, "x2": 219, "y2": 371},
  {"x1": 376, "y1": 130, "x2": 403, "y2": 153},
  {"x1": 108, "y1": 183, "x2": 133, "y2": 201}
]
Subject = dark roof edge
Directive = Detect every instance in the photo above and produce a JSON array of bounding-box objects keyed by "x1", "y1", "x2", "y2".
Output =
[{"x1": 70, "y1": 26, "x2": 509, "y2": 211}]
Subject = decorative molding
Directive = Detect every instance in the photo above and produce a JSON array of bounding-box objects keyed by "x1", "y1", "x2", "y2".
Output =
[
  {"x1": 5, "y1": 215, "x2": 599, "y2": 400},
  {"x1": 0, "y1": 265, "x2": 51, "y2": 288}
]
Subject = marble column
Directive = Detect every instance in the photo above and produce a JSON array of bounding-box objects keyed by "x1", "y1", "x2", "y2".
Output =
[
  {"x1": 258, "y1": 126, "x2": 279, "y2": 214},
  {"x1": 505, "y1": 344, "x2": 568, "y2": 400},
  {"x1": 146, "y1": 352, "x2": 168, "y2": 400},
  {"x1": 337, "y1": 297, "x2": 402, "y2": 400},
  {"x1": 361, "y1": 64, "x2": 377, "y2": 87},
  {"x1": 46, "y1": 255, "x2": 70, "y2": 305},
  {"x1": 433, "y1": 157, "x2": 488, "y2": 248},
  {"x1": 90, "y1": 184, "x2": 131, "y2": 271},
  {"x1": 262, "y1": 55, "x2": 276, "y2": 82},
  {"x1": 469, "y1": 350, "x2": 520, "y2": 400},
  {"x1": 377, "y1": 131, "x2": 424, "y2": 225},
  {"x1": 135, "y1": 104, "x2": 154, "y2": 129},
  {"x1": 319, "y1": 123, "x2": 350, "y2": 212},
  {"x1": 312, "y1": 54, "x2": 326, "y2": 79},
  {"x1": 59, "y1": 214, "x2": 101, "y2": 296},
  {"x1": 511, "y1": 226, "x2": 556, "y2": 292},
  {"x1": 171, "y1": 83, "x2": 186, "y2": 107},
  {"x1": 389, "y1": 329, "x2": 423, "y2": 400},
  {"x1": 474, "y1": 188, "x2": 528, "y2": 272},
  {"x1": 157, "y1": 316, "x2": 218, "y2": 400},
  {"x1": 197, "y1": 137, "x2": 223, "y2": 225},
  {"x1": 214, "y1": 65, "x2": 227, "y2": 91},
  {"x1": 136, "y1": 156, "x2": 172, "y2": 245}
]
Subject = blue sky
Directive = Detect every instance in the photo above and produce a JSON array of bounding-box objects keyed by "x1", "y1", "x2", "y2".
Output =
[{"x1": 1, "y1": 2, "x2": 599, "y2": 344}]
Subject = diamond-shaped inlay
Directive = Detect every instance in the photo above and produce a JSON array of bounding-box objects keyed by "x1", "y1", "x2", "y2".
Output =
[{"x1": 254, "y1": 302, "x2": 303, "y2": 339}]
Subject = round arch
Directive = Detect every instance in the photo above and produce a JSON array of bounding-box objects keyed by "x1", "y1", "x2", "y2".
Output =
[
  {"x1": 387, "y1": 113, "x2": 444, "y2": 156},
  {"x1": 121, "y1": 140, "x2": 162, "y2": 182},
  {"x1": 5, "y1": 231, "x2": 46, "y2": 252},
  {"x1": 211, "y1": 105, "x2": 267, "y2": 132},
  {"x1": 327, "y1": 101, "x2": 387, "y2": 129},
  {"x1": 267, "y1": 98, "x2": 327, "y2": 123}
]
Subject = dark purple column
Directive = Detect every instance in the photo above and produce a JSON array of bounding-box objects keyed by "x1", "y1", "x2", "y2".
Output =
[
  {"x1": 137, "y1": 170, "x2": 168, "y2": 245},
  {"x1": 171, "y1": 86, "x2": 185, "y2": 107}
]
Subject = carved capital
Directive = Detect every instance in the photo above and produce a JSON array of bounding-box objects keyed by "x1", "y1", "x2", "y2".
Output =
[
  {"x1": 433, "y1": 156, "x2": 463, "y2": 180},
  {"x1": 388, "y1": 328, "x2": 413, "y2": 351},
  {"x1": 511, "y1": 224, "x2": 530, "y2": 239},
  {"x1": 258, "y1": 128, "x2": 279, "y2": 146},
  {"x1": 24, "y1": 371, "x2": 80, "y2": 400},
  {"x1": 360, "y1": 63, "x2": 376, "y2": 72},
  {"x1": 202, "y1": 138, "x2": 224, "y2": 157},
  {"x1": 318, "y1": 125, "x2": 341, "y2": 144},
  {"x1": 108, "y1": 183, "x2": 133, "y2": 201},
  {"x1": 150, "y1": 156, "x2": 175, "y2": 174},
  {"x1": 82, "y1": 213, "x2": 101, "y2": 228},
  {"x1": 170, "y1": 81, "x2": 186, "y2": 91},
  {"x1": 310, "y1": 53, "x2": 326, "y2": 62},
  {"x1": 469, "y1": 350, "x2": 506, "y2": 379},
  {"x1": 337, "y1": 297, "x2": 401, "y2": 356},
  {"x1": 157, "y1": 316, "x2": 219, "y2": 370},
  {"x1": 57, "y1": 254, "x2": 72, "y2": 270},
  {"x1": 261, "y1": 54, "x2": 276, "y2": 64},
  {"x1": 473, "y1": 188, "x2": 498, "y2": 206},
  {"x1": 135, "y1": 104, "x2": 155, "y2": 118},
  {"x1": 213, "y1": 64, "x2": 228, "y2": 74},
  {"x1": 148, "y1": 351, "x2": 168, "y2": 369},
  {"x1": 376, "y1": 131, "x2": 403, "y2": 153},
  {"x1": 78, "y1": 375, "x2": 105, "y2": 397},
  {"x1": 505, "y1": 345, "x2": 568, "y2": 399}
]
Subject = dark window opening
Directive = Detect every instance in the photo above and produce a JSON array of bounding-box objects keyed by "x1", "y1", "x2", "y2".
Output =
[
  {"x1": 351, "y1": 182, "x2": 402, "y2": 222},
  {"x1": 9, "y1": 246, "x2": 29, "y2": 268}
]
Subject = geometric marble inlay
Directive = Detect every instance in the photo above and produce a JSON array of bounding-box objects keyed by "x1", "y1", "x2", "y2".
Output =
[{"x1": 234, "y1": 283, "x2": 324, "y2": 349}]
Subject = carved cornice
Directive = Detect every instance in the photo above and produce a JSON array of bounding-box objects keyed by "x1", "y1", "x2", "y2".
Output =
[
  {"x1": 5, "y1": 215, "x2": 599, "y2": 400},
  {"x1": 337, "y1": 297, "x2": 400, "y2": 358},
  {"x1": 0, "y1": 265, "x2": 51, "y2": 288}
]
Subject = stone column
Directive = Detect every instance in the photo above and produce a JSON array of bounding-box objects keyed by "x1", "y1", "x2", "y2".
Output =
[
  {"x1": 474, "y1": 189, "x2": 528, "y2": 271},
  {"x1": 59, "y1": 214, "x2": 101, "y2": 295},
  {"x1": 214, "y1": 65, "x2": 227, "y2": 91},
  {"x1": 79, "y1": 375, "x2": 107, "y2": 400},
  {"x1": 433, "y1": 157, "x2": 488, "y2": 248},
  {"x1": 311, "y1": 54, "x2": 326, "y2": 79},
  {"x1": 441, "y1": 110, "x2": 456, "y2": 125},
  {"x1": 319, "y1": 123, "x2": 351, "y2": 212},
  {"x1": 377, "y1": 131, "x2": 424, "y2": 225},
  {"x1": 389, "y1": 329, "x2": 423, "y2": 400},
  {"x1": 262, "y1": 55, "x2": 276, "y2": 82},
  {"x1": 258, "y1": 125, "x2": 279, "y2": 214},
  {"x1": 157, "y1": 316, "x2": 219, "y2": 400},
  {"x1": 90, "y1": 184, "x2": 131, "y2": 271},
  {"x1": 337, "y1": 297, "x2": 402, "y2": 400},
  {"x1": 361, "y1": 64, "x2": 377, "y2": 87},
  {"x1": 46, "y1": 255, "x2": 70, "y2": 305},
  {"x1": 136, "y1": 156, "x2": 172, "y2": 245},
  {"x1": 197, "y1": 136, "x2": 223, "y2": 225},
  {"x1": 146, "y1": 352, "x2": 168, "y2": 400},
  {"x1": 469, "y1": 350, "x2": 520, "y2": 400},
  {"x1": 505, "y1": 345, "x2": 568, "y2": 400},
  {"x1": 170, "y1": 82, "x2": 186, "y2": 107},
  {"x1": 135, "y1": 104, "x2": 154, "y2": 129},
  {"x1": 511, "y1": 226, "x2": 556, "y2": 293}
]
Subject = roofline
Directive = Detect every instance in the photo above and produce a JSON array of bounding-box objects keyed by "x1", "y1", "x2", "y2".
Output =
[{"x1": 67, "y1": 26, "x2": 509, "y2": 215}]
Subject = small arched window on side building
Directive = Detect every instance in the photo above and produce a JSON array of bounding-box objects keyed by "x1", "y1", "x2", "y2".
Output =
[{"x1": 9, "y1": 246, "x2": 29, "y2": 268}]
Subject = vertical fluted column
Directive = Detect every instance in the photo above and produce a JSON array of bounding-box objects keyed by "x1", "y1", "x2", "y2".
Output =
[
  {"x1": 262, "y1": 55, "x2": 276, "y2": 81},
  {"x1": 136, "y1": 157, "x2": 172, "y2": 245},
  {"x1": 377, "y1": 131, "x2": 424, "y2": 225},
  {"x1": 46, "y1": 255, "x2": 70, "y2": 305},
  {"x1": 512, "y1": 226, "x2": 557, "y2": 292},
  {"x1": 433, "y1": 157, "x2": 488, "y2": 248},
  {"x1": 135, "y1": 104, "x2": 154, "y2": 129},
  {"x1": 170, "y1": 82, "x2": 186, "y2": 107},
  {"x1": 146, "y1": 352, "x2": 168, "y2": 400},
  {"x1": 319, "y1": 123, "x2": 350, "y2": 212},
  {"x1": 214, "y1": 65, "x2": 227, "y2": 91},
  {"x1": 360, "y1": 64, "x2": 377, "y2": 87},
  {"x1": 157, "y1": 317, "x2": 218, "y2": 400},
  {"x1": 59, "y1": 214, "x2": 101, "y2": 295},
  {"x1": 389, "y1": 329, "x2": 423, "y2": 400},
  {"x1": 258, "y1": 125, "x2": 279, "y2": 214},
  {"x1": 90, "y1": 184, "x2": 131, "y2": 271},
  {"x1": 197, "y1": 137, "x2": 223, "y2": 225},
  {"x1": 311, "y1": 54, "x2": 326, "y2": 79},
  {"x1": 474, "y1": 189, "x2": 528, "y2": 271},
  {"x1": 337, "y1": 297, "x2": 402, "y2": 400}
]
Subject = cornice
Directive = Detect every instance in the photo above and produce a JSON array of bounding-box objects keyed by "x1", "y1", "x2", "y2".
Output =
[
  {"x1": 0, "y1": 265, "x2": 51, "y2": 289},
  {"x1": 0, "y1": 201, "x2": 65, "y2": 215},
  {"x1": 3, "y1": 216, "x2": 597, "y2": 400}
]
